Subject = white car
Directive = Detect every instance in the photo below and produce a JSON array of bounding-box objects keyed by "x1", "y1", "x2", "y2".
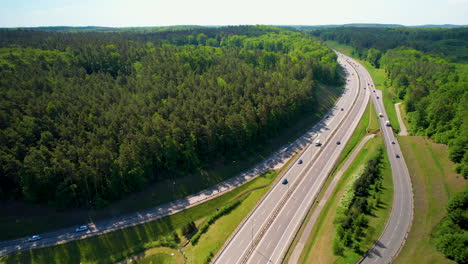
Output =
[
  {"x1": 27, "y1": 235, "x2": 41, "y2": 242},
  {"x1": 75, "y1": 225, "x2": 89, "y2": 232}
]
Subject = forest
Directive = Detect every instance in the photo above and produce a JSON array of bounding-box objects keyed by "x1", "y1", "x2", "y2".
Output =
[
  {"x1": 0, "y1": 26, "x2": 342, "y2": 208},
  {"x1": 312, "y1": 26, "x2": 468, "y2": 263},
  {"x1": 312, "y1": 27, "x2": 468, "y2": 179}
]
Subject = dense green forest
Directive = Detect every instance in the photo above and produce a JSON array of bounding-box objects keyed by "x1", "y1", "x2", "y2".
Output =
[
  {"x1": 312, "y1": 26, "x2": 468, "y2": 263},
  {"x1": 311, "y1": 27, "x2": 468, "y2": 63},
  {"x1": 0, "y1": 26, "x2": 341, "y2": 208},
  {"x1": 312, "y1": 27, "x2": 468, "y2": 179}
]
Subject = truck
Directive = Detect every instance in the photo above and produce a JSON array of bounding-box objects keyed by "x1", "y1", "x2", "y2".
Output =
[
  {"x1": 385, "y1": 120, "x2": 391, "y2": 127},
  {"x1": 315, "y1": 139, "x2": 321, "y2": 146}
]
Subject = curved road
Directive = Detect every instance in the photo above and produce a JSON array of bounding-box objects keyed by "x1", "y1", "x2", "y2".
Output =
[
  {"x1": 213, "y1": 53, "x2": 370, "y2": 264},
  {"x1": 358, "y1": 58, "x2": 414, "y2": 264}
]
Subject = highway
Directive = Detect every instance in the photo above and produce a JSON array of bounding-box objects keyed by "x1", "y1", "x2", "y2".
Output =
[
  {"x1": 358, "y1": 58, "x2": 414, "y2": 264},
  {"x1": 213, "y1": 53, "x2": 370, "y2": 264}
]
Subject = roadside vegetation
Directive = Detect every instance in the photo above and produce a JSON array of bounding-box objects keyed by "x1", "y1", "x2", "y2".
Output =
[
  {"x1": 395, "y1": 137, "x2": 466, "y2": 264},
  {"x1": 332, "y1": 148, "x2": 385, "y2": 255},
  {"x1": 298, "y1": 135, "x2": 392, "y2": 264},
  {"x1": 0, "y1": 171, "x2": 278, "y2": 264}
]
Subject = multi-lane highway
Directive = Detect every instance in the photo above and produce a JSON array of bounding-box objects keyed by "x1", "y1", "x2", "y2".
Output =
[
  {"x1": 214, "y1": 52, "x2": 414, "y2": 264},
  {"x1": 214, "y1": 53, "x2": 370, "y2": 264}
]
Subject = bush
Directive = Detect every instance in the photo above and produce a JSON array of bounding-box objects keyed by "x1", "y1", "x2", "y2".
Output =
[{"x1": 182, "y1": 221, "x2": 196, "y2": 238}]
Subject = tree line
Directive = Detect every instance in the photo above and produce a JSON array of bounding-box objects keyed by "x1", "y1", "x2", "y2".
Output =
[
  {"x1": 0, "y1": 26, "x2": 342, "y2": 208},
  {"x1": 333, "y1": 148, "x2": 384, "y2": 255},
  {"x1": 311, "y1": 27, "x2": 467, "y2": 179}
]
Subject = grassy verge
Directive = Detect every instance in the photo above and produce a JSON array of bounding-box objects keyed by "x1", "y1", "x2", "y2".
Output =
[
  {"x1": 326, "y1": 40, "x2": 400, "y2": 132},
  {"x1": 0, "y1": 84, "x2": 341, "y2": 241},
  {"x1": 0, "y1": 171, "x2": 279, "y2": 264},
  {"x1": 116, "y1": 247, "x2": 183, "y2": 264},
  {"x1": 394, "y1": 137, "x2": 466, "y2": 264},
  {"x1": 298, "y1": 135, "x2": 393, "y2": 264}
]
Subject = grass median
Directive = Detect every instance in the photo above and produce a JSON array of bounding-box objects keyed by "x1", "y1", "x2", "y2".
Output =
[{"x1": 298, "y1": 135, "x2": 393, "y2": 264}]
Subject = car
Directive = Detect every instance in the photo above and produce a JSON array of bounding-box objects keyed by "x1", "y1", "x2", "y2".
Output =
[
  {"x1": 75, "y1": 225, "x2": 89, "y2": 232},
  {"x1": 395, "y1": 154, "x2": 400, "y2": 158},
  {"x1": 376, "y1": 96, "x2": 379, "y2": 99},
  {"x1": 298, "y1": 159, "x2": 303, "y2": 164},
  {"x1": 336, "y1": 140, "x2": 341, "y2": 145},
  {"x1": 373, "y1": 90, "x2": 376, "y2": 93},
  {"x1": 282, "y1": 179, "x2": 288, "y2": 185},
  {"x1": 391, "y1": 141, "x2": 395, "y2": 144},
  {"x1": 27, "y1": 235, "x2": 41, "y2": 242},
  {"x1": 341, "y1": 108, "x2": 344, "y2": 111}
]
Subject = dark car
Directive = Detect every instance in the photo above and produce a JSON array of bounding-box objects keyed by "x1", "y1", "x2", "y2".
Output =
[
  {"x1": 298, "y1": 159, "x2": 303, "y2": 164},
  {"x1": 282, "y1": 179, "x2": 288, "y2": 185},
  {"x1": 27, "y1": 235, "x2": 41, "y2": 242},
  {"x1": 336, "y1": 140, "x2": 341, "y2": 145},
  {"x1": 376, "y1": 96, "x2": 379, "y2": 99},
  {"x1": 391, "y1": 141, "x2": 395, "y2": 144},
  {"x1": 341, "y1": 108, "x2": 344, "y2": 111},
  {"x1": 395, "y1": 154, "x2": 400, "y2": 158}
]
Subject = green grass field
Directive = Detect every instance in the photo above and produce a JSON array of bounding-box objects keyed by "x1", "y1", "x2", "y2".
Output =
[
  {"x1": 394, "y1": 136, "x2": 466, "y2": 264},
  {"x1": 326, "y1": 41, "x2": 401, "y2": 133},
  {"x1": 117, "y1": 247, "x2": 183, "y2": 264},
  {"x1": 0, "y1": 170, "x2": 279, "y2": 264},
  {"x1": 298, "y1": 135, "x2": 392, "y2": 263}
]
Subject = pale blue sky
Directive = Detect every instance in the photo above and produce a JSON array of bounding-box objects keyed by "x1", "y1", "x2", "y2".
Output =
[{"x1": 1, "y1": 0, "x2": 467, "y2": 27}]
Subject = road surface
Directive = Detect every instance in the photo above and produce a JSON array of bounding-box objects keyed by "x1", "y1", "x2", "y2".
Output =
[
  {"x1": 213, "y1": 53, "x2": 370, "y2": 264},
  {"x1": 358, "y1": 61, "x2": 414, "y2": 264}
]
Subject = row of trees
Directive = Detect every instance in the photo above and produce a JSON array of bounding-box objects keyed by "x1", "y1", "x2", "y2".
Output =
[
  {"x1": 0, "y1": 26, "x2": 342, "y2": 207},
  {"x1": 333, "y1": 149, "x2": 384, "y2": 255}
]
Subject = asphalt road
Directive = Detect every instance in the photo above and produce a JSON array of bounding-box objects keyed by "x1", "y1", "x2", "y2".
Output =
[
  {"x1": 358, "y1": 59, "x2": 414, "y2": 264},
  {"x1": 213, "y1": 53, "x2": 370, "y2": 264}
]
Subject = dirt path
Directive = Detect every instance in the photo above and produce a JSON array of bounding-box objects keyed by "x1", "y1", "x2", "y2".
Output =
[
  {"x1": 288, "y1": 134, "x2": 376, "y2": 263},
  {"x1": 395, "y1": 103, "x2": 408, "y2": 136}
]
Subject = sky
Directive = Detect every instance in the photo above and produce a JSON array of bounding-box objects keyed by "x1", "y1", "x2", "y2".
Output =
[{"x1": 0, "y1": 0, "x2": 467, "y2": 27}]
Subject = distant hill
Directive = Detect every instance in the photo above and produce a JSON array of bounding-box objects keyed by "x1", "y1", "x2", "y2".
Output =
[
  {"x1": 291, "y1": 23, "x2": 467, "y2": 30},
  {"x1": 0, "y1": 25, "x2": 208, "y2": 32},
  {"x1": 2, "y1": 24, "x2": 467, "y2": 33}
]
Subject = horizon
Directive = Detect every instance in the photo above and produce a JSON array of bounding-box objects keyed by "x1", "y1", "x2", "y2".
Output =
[
  {"x1": 1, "y1": 0, "x2": 467, "y2": 28},
  {"x1": 1, "y1": 23, "x2": 467, "y2": 29}
]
